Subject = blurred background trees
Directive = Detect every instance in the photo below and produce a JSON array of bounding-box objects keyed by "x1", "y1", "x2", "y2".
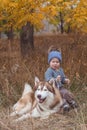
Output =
[{"x1": 0, "y1": 0, "x2": 87, "y2": 56}]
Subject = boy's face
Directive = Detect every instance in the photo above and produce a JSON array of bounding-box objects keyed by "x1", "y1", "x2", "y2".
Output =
[{"x1": 49, "y1": 58, "x2": 60, "y2": 70}]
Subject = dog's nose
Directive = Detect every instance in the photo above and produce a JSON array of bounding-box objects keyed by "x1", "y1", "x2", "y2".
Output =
[{"x1": 37, "y1": 94, "x2": 41, "y2": 99}]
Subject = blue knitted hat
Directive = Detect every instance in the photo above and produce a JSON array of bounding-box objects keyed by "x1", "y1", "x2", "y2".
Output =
[{"x1": 48, "y1": 51, "x2": 62, "y2": 63}]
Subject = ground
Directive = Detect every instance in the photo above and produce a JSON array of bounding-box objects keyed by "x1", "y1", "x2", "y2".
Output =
[{"x1": 0, "y1": 107, "x2": 87, "y2": 130}]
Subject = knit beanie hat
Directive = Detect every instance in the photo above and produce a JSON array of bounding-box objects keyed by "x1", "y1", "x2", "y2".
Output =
[{"x1": 48, "y1": 51, "x2": 62, "y2": 63}]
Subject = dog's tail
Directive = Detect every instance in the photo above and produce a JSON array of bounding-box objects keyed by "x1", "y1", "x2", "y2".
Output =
[{"x1": 22, "y1": 83, "x2": 33, "y2": 96}]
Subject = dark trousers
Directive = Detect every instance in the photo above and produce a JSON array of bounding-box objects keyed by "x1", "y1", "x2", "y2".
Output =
[{"x1": 59, "y1": 87, "x2": 75, "y2": 105}]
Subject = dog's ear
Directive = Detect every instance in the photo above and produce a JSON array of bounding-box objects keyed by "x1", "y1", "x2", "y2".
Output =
[
  {"x1": 49, "y1": 79, "x2": 58, "y2": 94},
  {"x1": 49, "y1": 78, "x2": 54, "y2": 85},
  {"x1": 35, "y1": 76, "x2": 40, "y2": 86},
  {"x1": 49, "y1": 78, "x2": 57, "y2": 88},
  {"x1": 52, "y1": 80, "x2": 57, "y2": 88}
]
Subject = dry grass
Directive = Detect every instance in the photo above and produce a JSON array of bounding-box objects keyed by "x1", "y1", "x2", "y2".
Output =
[
  {"x1": 0, "y1": 34, "x2": 87, "y2": 130},
  {"x1": 0, "y1": 104, "x2": 87, "y2": 130}
]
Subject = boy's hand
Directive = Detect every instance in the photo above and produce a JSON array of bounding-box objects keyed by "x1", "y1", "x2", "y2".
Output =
[
  {"x1": 56, "y1": 75, "x2": 61, "y2": 82},
  {"x1": 65, "y1": 78, "x2": 70, "y2": 85}
]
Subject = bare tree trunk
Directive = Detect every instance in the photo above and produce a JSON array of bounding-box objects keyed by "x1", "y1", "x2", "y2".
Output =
[
  {"x1": 6, "y1": 26, "x2": 14, "y2": 40},
  {"x1": 59, "y1": 12, "x2": 64, "y2": 34},
  {"x1": 20, "y1": 22, "x2": 34, "y2": 57},
  {"x1": 67, "y1": 24, "x2": 71, "y2": 33},
  {"x1": 0, "y1": 32, "x2": 1, "y2": 38}
]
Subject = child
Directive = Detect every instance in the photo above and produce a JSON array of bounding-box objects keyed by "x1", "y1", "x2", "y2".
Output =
[{"x1": 45, "y1": 46, "x2": 78, "y2": 111}]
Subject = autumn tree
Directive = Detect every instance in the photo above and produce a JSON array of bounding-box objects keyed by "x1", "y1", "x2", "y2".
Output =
[
  {"x1": 65, "y1": 0, "x2": 87, "y2": 33},
  {"x1": 0, "y1": 0, "x2": 14, "y2": 40},
  {"x1": 0, "y1": 0, "x2": 57, "y2": 56},
  {"x1": 60, "y1": 0, "x2": 87, "y2": 33},
  {"x1": 49, "y1": 0, "x2": 87, "y2": 33},
  {"x1": 20, "y1": 22, "x2": 34, "y2": 56},
  {"x1": 1, "y1": 0, "x2": 87, "y2": 34},
  {"x1": 0, "y1": 0, "x2": 87, "y2": 56}
]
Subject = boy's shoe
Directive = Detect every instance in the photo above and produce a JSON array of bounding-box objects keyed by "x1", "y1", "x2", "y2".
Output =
[
  {"x1": 70, "y1": 100, "x2": 78, "y2": 109},
  {"x1": 63, "y1": 104, "x2": 70, "y2": 112}
]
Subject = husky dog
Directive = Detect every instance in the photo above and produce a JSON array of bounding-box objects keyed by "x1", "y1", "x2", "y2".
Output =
[{"x1": 10, "y1": 77, "x2": 63, "y2": 122}]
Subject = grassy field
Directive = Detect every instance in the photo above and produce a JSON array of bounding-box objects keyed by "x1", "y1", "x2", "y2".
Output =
[{"x1": 0, "y1": 34, "x2": 87, "y2": 130}]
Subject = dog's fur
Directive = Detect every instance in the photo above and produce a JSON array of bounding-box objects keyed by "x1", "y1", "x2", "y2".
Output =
[
  {"x1": 10, "y1": 83, "x2": 35, "y2": 117},
  {"x1": 10, "y1": 77, "x2": 63, "y2": 122}
]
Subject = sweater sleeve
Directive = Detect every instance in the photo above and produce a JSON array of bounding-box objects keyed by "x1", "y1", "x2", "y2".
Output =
[
  {"x1": 60, "y1": 68, "x2": 66, "y2": 84},
  {"x1": 45, "y1": 68, "x2": 54, "y2": 81}
]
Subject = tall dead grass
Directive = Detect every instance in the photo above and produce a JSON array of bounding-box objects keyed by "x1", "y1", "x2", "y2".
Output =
[
  {"x1": 0, "y1": 34, "x2": 87, "y2": 129},
  {"x1": 0, "y1": 34, "x2": 87, "y2": 105}
]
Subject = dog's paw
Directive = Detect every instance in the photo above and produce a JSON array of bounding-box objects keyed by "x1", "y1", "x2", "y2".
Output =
[
  {"x1": 40, "y1": 115, "x2": 49, "y2": 120},
  {"x1": 10, "y1": 111, "x2": 18, "y2": 117},
  {"x1": 49, "y1": 104, "x2": 54, "y2": 109},
  {"x1": 10, "y1": 119, "x2": 19, "y2": 124}
]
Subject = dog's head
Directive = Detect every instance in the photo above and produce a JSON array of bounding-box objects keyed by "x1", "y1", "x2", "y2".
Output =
[{"x1": 34, "y1": 77, "x2": 56, "y2": 104}]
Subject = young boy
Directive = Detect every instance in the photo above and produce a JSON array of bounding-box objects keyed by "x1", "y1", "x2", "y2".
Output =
[{"x1": 45, "y1": 46, "x2": 78, "y2": 111}]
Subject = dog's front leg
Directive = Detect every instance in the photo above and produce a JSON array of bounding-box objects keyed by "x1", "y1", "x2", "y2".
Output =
[
  {"x1": 17, "y1": 103, "x2": 32, "y2": 115},
  {"x1": 49, "y1": 97, "x2": 60, "y2": 109},
  {"x1": 14, "y1": 113, "x2": 31, "y2": 122},
  {"x1": 10, "y1": 111, "x2": 18, "y2": 117},
  {"x1": 32, "y1": 100, "x2": 37, "y2": 110},
  {"x1": 50, "y1": 82, "x2": 63, "y2": 109}
]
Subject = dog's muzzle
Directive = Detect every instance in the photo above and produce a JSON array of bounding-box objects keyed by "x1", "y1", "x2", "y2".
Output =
[{"x1": 37, "y1": 94, "x2": 46, "y2": 103}]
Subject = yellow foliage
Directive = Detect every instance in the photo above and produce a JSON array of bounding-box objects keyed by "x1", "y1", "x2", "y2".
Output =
[
  {"x1": 0, "y1": 0, "x2": 58, "y2": 30},
  {"x1": 0, "y1": 0, "x2": 87, "y2": 33},
  {"x1": 64, "y1": 0, "x2": 87, "y2": 32},
  {"x1": 0, "y1": 0, "x2": 10, "y2": 8}
]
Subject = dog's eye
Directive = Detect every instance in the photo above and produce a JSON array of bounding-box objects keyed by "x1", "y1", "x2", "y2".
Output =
[
  {"x1": 44, "y1": 89, "x2": 47, "y2": 91},
  {"x1": 37, "y1": 88, "x2": 40, "y2": 91}
]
